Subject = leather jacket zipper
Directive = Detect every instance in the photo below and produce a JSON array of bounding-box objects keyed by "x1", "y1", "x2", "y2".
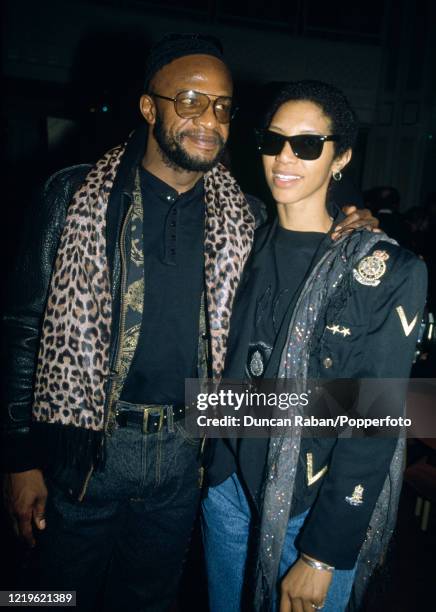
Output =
[
  {"x1": 77, "y1": 201, "x2": 134, "y2": 502},
  {"x1": 104, "y1": 202, "x2": 134, "y2": 431}
]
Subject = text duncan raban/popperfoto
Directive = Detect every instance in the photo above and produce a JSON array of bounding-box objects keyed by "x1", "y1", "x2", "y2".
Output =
[{"x1": 194, "y1": 390, "x2": 411, "y2": 430}]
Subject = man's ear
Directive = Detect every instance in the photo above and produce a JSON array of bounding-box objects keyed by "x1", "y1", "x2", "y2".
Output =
[
  {"x1": 140, "y1": 94, "x2": 156, "y2": 125},
  {"x1": 333, "y1": 148, "x2": 352, "y2": 174}
]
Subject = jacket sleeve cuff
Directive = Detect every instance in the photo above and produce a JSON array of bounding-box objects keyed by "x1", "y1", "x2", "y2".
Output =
[{"x1": 298, "y1": 525, "x2": 362, "y2": 569}]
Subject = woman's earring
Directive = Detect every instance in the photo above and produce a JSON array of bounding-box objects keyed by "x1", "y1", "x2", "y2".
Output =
[{"x1": 332, "y1": 170, "x2": 342, "y2": 182}]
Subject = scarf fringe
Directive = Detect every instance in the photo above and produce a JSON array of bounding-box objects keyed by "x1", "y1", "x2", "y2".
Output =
[{"x1": 31, "y1": 421, "x2": 106, "y2": 475}]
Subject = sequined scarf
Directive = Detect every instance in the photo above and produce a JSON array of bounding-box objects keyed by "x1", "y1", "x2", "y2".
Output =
[
  {"x1": 254, "y1": 230, "x2": 402, "y2": 612},
  {"x1": 32, "y1": 144, "x2": 254, "y2": 470}
]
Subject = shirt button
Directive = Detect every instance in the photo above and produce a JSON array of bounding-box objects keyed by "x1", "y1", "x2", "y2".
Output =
[{"x1": 323, "y1": 357, "x2": 333, "y2": 369}]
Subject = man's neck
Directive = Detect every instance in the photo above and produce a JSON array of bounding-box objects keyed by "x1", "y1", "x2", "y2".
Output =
[{"x1": 142, "y1": 150, "x2": 203, "y2": 194}]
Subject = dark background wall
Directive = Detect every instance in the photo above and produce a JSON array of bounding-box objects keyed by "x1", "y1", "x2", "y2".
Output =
[{"x1": 4, "y1": 0, "x2": 436, "y2": 199}]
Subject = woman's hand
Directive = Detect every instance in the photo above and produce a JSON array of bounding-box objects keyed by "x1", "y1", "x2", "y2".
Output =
[
  {"x1": 331, "y1": 205, "x2": 380, "y2": 240},
  {"x1": 280, "y1": 557, "x2": 332, "y2": 612}
]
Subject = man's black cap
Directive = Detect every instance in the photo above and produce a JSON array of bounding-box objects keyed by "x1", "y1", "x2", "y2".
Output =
[{"x1": 143, "y1": 33, "x2": 226, "y2": 91}]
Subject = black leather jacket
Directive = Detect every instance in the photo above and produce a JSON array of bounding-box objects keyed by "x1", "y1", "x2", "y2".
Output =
[{"x1": 0, "y1": 127, "x2": 150, "y2": 475}]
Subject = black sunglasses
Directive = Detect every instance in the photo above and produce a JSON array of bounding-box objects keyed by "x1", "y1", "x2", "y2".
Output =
[{"x1": 255, "y1": 129, "x2": 340, "y2": 160}]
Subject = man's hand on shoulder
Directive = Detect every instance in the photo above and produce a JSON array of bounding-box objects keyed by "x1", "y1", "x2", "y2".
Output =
[
  {"x1": 332, "y1": 205, "x2": 380, "y2": 241},
  {"x1": 280, "y1": 555, "x2": 332, "y2": 612},
  {"x1": 3, "y1": 469, "x2": 48, "y2": 547}
]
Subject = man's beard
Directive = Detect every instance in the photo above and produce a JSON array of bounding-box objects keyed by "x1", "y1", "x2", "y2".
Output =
[{"x1": 153, "y1": 115, "x2": 226, "y2": 172}]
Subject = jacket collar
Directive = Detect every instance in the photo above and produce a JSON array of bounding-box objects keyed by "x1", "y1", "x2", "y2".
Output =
[{"x1": 105, "y1": 124, "x2": 149, "y2": 276}]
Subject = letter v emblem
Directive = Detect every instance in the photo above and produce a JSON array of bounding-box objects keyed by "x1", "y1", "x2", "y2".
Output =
[
  {"x1": 395, "y1": 306, "x2": 418, "y2": 337},
  {"x1": 306, "y1": 453, "x2": 328, "y2": 486}
]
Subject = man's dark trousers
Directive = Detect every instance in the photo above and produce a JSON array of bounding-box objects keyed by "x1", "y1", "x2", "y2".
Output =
[{"x1": 32, "y1": 416, "x2": 202, "y2": 612}]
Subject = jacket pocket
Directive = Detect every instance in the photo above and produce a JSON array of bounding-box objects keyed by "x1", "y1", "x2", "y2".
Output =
[{"x1": 318, "y1": 321, "x2": 368, "y2": 377}]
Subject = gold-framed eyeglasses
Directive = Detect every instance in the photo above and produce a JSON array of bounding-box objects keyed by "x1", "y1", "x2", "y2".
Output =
[{"x1": 150, "y1": 89, "x2": 237, "y2": 124}]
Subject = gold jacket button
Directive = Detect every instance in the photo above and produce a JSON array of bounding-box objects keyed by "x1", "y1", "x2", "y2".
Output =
[{"x1": 323, "y1": 357, "x2": 333, "y2": 369}]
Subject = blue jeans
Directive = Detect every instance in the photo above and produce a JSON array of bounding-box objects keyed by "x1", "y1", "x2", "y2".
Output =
[
  {"x1": 33, "y1": 417, "x2": 202, "y2": 612},
  {"x1": 202, "y1": 474, "x2": 356, "y2": 612}
]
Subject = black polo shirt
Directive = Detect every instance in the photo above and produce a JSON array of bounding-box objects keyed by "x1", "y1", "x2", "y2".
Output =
[{"x1": 120, "y1": 167, "x2": 205, "y2": 405}]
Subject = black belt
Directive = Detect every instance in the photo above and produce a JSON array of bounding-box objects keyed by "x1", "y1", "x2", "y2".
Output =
[{"x1": 114, "y1": 403, "x2": 186, "y2": 434}]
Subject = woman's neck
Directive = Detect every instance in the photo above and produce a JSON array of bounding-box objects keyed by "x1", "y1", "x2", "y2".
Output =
[{"x1": 276, "y1": 194, "x2": 333, "y2": 233}]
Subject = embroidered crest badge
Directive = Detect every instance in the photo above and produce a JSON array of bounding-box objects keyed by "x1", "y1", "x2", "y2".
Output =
[
  {"x1": 345, "y1": 484, "x2": 364, "y2": 506},
  {"x1": 353, "y1": 250, "x2": 389, "y2": 287}
]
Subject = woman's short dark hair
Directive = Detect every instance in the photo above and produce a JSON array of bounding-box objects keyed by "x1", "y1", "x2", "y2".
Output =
[{"x1": 263, "y1": 80, "x2": 359, "y2": 157}]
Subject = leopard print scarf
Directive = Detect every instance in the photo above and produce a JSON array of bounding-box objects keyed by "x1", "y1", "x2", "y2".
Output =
[{"x1": 32, "y1": 146, "x2": 254, "y2": 444}]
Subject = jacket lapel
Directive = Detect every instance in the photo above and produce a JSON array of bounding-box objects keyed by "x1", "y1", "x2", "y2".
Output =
[{"x1": 223, "y1": 220, "x2": 277, "y2": 379}]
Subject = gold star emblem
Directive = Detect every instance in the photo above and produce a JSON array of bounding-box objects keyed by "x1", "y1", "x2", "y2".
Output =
[{"x1": 326, "y1": 324, "x2": 352, "y2": 338}]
